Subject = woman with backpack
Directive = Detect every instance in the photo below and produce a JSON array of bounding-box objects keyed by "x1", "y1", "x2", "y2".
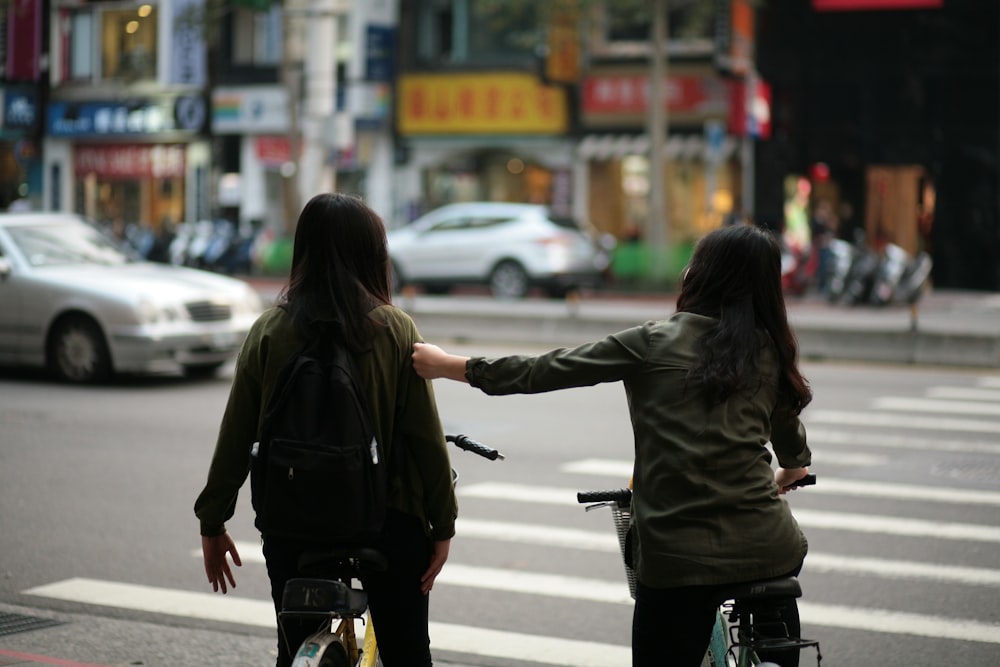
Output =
[
  {"x1": 195, "y1": 192, "x2": 457, "y2": 667},
  {"x1": 412, "y1": 223, "x2": 813, "y2": 667}
]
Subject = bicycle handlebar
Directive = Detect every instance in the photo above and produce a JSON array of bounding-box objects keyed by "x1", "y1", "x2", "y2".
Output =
[
  {"x1": 578, "y1": 474, "x2": 818, "y2": 504},
  {"x1": 446, "y1": 434, "x2": 505, "y2": 461},
  {"x1": 577, "y1": 488, "x2": 632, "y2": 504},
  {"x1": 783, "y1": 473, "x2": 816, "y2": 490}
]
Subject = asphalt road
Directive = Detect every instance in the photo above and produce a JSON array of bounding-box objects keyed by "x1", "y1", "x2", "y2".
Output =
[{"x1": 1, "y1": 349, "x2": 999, "y2": 666}]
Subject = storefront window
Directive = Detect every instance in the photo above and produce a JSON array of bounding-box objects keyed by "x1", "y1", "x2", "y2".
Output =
[
  {"x1": 592, "y1": 1, "x2": 715, "y2": 57},
  {"x1": 68, "y1": 11, "x2": 96, "y2": 79},
  {"x1": 102, "y1": 5, "x2": 158, "y2": 80},
  {"x1": 423, "y1": 150, "x2": 555, "y2": 211},
  {"x1": 233, "y1": 5, "x2": 282, "y2": 65},
  {"x1": 73, "y1": 144, "x2": 186, "y2": 233},
  {"x1": 58, "y1": 3, "x2": 158, "y2": 83},
  {"x1": 414, "y1": 0, "x2": 538, "y2": 66}
]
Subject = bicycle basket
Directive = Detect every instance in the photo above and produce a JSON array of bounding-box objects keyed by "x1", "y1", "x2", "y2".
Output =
[{"x1": 610, "y1": 501, "x2": 637, "y2": 600}]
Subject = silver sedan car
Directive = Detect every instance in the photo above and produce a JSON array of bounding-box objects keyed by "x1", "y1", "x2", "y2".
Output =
[{"x1": 0, "y1": 212, "x2": 263, "y2": 382}]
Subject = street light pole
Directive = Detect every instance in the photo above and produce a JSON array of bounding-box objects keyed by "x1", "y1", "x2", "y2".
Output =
[{"x1": 648, "y1": 0, "x2": 669, "y2": 279}]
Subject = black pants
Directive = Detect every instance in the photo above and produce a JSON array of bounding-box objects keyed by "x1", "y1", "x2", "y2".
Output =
[
  {"x1": 262, "y1": 510, "x2": 433, "y2": 667},
  {"x1": 632, "y1": 570, "x2": 802, "y2": 667}
]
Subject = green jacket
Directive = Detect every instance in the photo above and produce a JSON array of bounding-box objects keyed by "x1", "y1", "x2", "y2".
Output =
[
  {"x1": 194, "y1": 305, "x2": 457, "y2": 542},
  {"x1": 465, "y1": 312, "x2": 811, "y2": 588}
]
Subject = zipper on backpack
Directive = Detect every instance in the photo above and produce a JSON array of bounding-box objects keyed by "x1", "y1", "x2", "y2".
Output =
[
  {"x1": 288, "y1": 467, "x2": 294, "y2": 480},
  {"x1": 370, "y1": 437, "x2": 379, "y2": 464}
]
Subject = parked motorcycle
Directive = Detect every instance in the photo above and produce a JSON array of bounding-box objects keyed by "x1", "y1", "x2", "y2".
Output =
[{"x1": 826, "y1": 230, "x2": 932, "y2": 307}]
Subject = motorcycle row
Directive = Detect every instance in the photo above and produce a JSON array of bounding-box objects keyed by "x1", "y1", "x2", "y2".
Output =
[
  {"x1": 782, "y1": 229, "x2": 933, "y2": 307},
  {"x1": 116, "y1": 218, "x2": 264, "y2": 275}
]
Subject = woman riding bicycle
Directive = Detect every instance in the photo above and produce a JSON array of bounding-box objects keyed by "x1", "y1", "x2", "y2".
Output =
[
  {"x1": 195, "y1": 193, "x2": 457, "y2": 667},
  {"x1": 413, "y1": 223, "x2": 813, "y2": 667}
]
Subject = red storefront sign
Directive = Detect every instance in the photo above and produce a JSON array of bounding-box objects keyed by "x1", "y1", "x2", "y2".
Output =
[
  {"x1": 580, "y1": 69, "x2": 730, "y2": 127},
  {"x1": 255, "y1": 136, "x2": 292, "y2": 166},
  {"x1": 728, "y1": 77, "x2": 772, "y2": 139},
  {"x1": 74, "y1": 144, "x2": 186, "y2": 178},
  {"x1": 813, "y1": 0, "x2": 942, "y2": 9},
  {"x1": 6, "y1": 0, "x2": 42, "y2": 81}
]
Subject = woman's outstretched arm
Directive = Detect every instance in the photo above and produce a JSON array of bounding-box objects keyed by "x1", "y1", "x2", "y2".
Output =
[{"x1": 413, "y1": 342, "x2": 471, "y2": 382}]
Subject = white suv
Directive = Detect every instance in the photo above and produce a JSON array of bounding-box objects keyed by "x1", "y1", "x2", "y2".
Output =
[{"x1": 387, "y1": 202, "x2": 610, "y2": 298}]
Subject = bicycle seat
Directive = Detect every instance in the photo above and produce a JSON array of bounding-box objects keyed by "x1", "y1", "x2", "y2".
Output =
[
  {"x1": 280, "y1": 578, "x2": 368, "y2": 617},
  {"x1": 710, "y1": 575, "x2": 802, "y2": 606},
  {"x1": 298, "y1": 546, "x2": 389, "y2": 577}
]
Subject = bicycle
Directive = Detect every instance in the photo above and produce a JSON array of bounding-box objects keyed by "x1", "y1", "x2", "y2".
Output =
[
  {"x1": 578, "y1": 475, "x2": 822, "y2": 667},
  {"x1": 277, "y1": 434, "x2": 504, "y2": 667}
]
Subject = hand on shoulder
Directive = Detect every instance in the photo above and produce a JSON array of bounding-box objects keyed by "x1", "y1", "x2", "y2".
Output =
[{"x1": 412, "y1": 342, "x2": 470, "y2": 383}]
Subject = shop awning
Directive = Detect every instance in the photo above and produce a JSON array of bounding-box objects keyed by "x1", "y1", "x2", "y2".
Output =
[{"x1": 577, "y1": 133, "x2": 739, "y2": 162}]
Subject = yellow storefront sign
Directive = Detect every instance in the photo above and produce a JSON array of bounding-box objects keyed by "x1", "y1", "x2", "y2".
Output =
[{"x1": 397, "y1": 73, "x2": 569, "y2": 135}]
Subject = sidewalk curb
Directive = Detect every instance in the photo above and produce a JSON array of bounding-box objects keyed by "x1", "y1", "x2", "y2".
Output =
[{"x1": 244, "y1": 278, "x2": 1000, "y2": 368}]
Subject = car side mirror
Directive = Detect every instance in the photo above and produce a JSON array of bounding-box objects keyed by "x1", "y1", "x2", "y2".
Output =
[{"x1": 0, "y1": 257, "x2": 10, "y2": 280}]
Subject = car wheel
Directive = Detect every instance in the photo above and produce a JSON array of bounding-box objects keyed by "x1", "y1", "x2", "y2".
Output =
[
  {"x1": 489, "y1": 261, "x2": 529, "y2": 299},
  {"x1": 49, "y1": 315, "x2": 112, "y2": 383}
]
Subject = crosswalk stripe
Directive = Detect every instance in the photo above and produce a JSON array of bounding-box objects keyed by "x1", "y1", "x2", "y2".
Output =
[
  {"x1": 804, "y1": 553, "x2": 1000, "y2": 587},
  {"x1": 204, "y1": 537, "x2": 1000, "y2": 589},
  {"x1": 22, "y1": 578, "x2": 629, "y2": 666},
  {"x1": 24, "y1": 577, "x2": 1000, "y2": 646},
  {"x1": 805, "y1": 427, "x2": 1000, "y2": 455},
  {"x1": 976, "y1": 377, "x2": 1000, "y2": 388},
  {"x1": 926, "y1": 386, "x2": 1000, "y2": 401},
  {"x1": 873, "y1": 396, "x2": 1000, "y2": 416},
  {"x1": 561, "y1": 460, "x2": 1000, "y2": 506},
  {"x1": 461, "y1": 482, "x2": 1000, "y2": 543},
  {"x1": 797, "y1": 602, "x2": 1000, "y2": 644},
  {"x1": 562, "y1": 451, "x2": 889, "y2": 476},
  {"x1": 807, "y1": 409, "x2": 1000, "y2": 435}
]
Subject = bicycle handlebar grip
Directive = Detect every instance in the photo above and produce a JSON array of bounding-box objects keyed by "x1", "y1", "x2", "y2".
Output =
[
  {"x1": 576, "y1": 489, "x2": 632, "y2": 504},
  {"x1": 785, "y1": 473, "x2": 817, "y2": 489},
  {"x1": 446, "y1": 434, "x2": 504, "y2": 461}
]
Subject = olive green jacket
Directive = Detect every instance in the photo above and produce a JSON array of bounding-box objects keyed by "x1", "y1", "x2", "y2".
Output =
[
  {"x1": 466, "y1": 312, "x2": 811, "y2": 588},
  {"x1": 194, "y1": 305, "x2": 457, "y2": 542}
]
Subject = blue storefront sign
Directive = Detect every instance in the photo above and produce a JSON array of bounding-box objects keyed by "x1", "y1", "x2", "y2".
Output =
[
  {"x1": 47, "y1": 98, "x2": 206, "y2": 137},
  {"x1": 365, "y1": 25, "x2": 395, "y2": 83},
  {"x1": 2, "y1": 90, "x2": 37, "y2": 131}
]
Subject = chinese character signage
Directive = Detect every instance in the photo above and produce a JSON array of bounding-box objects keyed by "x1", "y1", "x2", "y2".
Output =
[
  {"x1": 74, "y1": 144, "x2": 186, "y2": 178},
  {"x1": 169, "y1": 0, "x2": 207, "y2": 86},
  {"x1": 581, "y1": 68, "x2": 730, "y2": 128},
  {"x1": 397, "y1": 74, "x2": 568, "y2": 135},
  {"x1": 48, "y1": 100, "x2": 203, "y2": 137}
]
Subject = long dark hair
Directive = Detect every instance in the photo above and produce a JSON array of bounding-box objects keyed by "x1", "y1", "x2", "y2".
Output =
[
  {"x1": 278, "y1": 193, "x2": 392, "y2": 352},
  {"x1": 675, "y1": 224, "x2": 812, "y2": 414}
]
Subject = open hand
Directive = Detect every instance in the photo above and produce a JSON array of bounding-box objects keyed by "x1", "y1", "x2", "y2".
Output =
[{"x1": 201, "y1": 531, "x2": 242, "y2": 594}]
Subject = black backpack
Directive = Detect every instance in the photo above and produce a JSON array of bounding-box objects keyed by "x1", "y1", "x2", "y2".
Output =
[{"x1": 249, "y1": 331, "x2": 386, "y2": 543}]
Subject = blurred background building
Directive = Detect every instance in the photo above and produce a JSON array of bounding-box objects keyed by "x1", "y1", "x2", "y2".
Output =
[{"x1": 0, "y1": 0, "x2": 996, "y2": 289}]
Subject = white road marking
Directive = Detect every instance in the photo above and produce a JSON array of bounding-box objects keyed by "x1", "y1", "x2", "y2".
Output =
[
  {"x1": 24, "y1": 577, "x2": 1000, "y2": 646},
  {"x1": 461, "y1": 482, "x2": 1000, "y2": 542},
  {"x1": 873, "y1": 396, "x2": 1000, "y2": 416},
  {"x1": 807, "y1": 409, "x2": 1000, "y2": 435},
  {"x1": 204, "y1": 537, "x2": 1000, "y2": 589},
  {"x1": 926, "y1": 386, "x2": 1000, "y2": 401},
  {"x1": 805, "y1": 427, "x2": 1000, "y2": 455},
  {"x1": 565, "y1": 460, "x2": 1000, "y2": 506},
  {"x1": 22, "y1": 578, "x2": 629, "y2": 666}
]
